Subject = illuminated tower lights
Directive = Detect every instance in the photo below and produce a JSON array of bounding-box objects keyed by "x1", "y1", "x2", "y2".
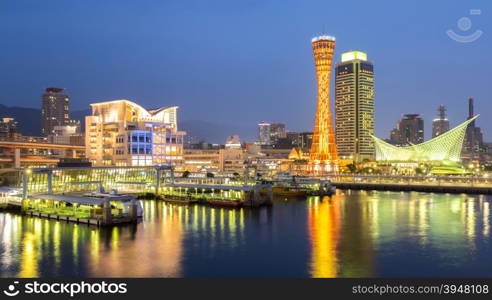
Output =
[{"x1": 309, "y1": 35, "x2": 338, "y2": 173}]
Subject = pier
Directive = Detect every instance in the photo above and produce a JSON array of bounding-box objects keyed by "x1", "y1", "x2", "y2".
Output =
[
  {"x1": 0, "y1": 167, "x2": 273, "y2": 226},
  {"x1": 330, "y1": 174, "x2": 492, "y2": 195}
]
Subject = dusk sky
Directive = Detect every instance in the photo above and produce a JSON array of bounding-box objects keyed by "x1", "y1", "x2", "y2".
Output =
[{"x1": 0, "y1": 0, "x2": 490, "y2": 141}]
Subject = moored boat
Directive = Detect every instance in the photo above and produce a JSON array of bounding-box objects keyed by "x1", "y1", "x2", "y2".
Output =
[{"x1": 207, "y1": 199, "x2": 242, "y2": 208}]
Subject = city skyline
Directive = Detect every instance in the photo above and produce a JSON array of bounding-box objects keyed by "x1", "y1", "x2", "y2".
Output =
[{"x1": 0, "y1": 1, "x2": 490, "y2": 141}]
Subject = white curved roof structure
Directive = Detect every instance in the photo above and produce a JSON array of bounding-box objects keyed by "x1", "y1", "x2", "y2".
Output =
[
  {"x1": 372, "y1": 116, "x2": 478, "y2": 162},
  {"x1": 90, "y1": 99, "x2": 178, "y2": 128}
]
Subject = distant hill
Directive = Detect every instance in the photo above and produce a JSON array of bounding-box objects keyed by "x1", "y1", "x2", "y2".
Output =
[
  {"x1": 0, "y1": 104, "x2": 90, "y2": 136},
  {"x1": 0, "y1": 104, "x2": 43, "y2": 136},
  {"x1": 179, "y1": 120, "x2": 256, "y2": 144},
  {"x1": 0, "y1": 105, "x2": 255, "y2": 143}
]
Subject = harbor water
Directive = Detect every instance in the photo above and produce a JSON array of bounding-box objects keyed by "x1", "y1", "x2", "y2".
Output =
[{"x1": 1, "y1": 190, "x2": 491, "y2": 277}]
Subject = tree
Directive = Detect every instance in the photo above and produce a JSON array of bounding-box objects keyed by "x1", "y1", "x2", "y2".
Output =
[
  {"x1": 182, "y1": 170, "x2": 190, "y2": 178},
  {"x1": 346, "y1": 163, "x2": 357, "y2": 174}
]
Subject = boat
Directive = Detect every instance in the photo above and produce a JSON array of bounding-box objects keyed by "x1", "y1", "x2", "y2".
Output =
[
  {"x1": 162, "y1": 195, "x2": 200, "y2": 204},
  {"x1": 207, "y1": 199, "x2": 242, "y2": 208},
  {"x1": 271, "y1": 172, "x2": 335, "y2": 197}
]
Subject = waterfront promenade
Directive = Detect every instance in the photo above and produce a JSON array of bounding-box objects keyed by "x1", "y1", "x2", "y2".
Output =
[{"x1": 330, "y1": 174, "x2": 492, "y2": 194}]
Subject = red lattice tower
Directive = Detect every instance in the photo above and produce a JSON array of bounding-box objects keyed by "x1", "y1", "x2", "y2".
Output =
[{"x1": 309, "y1": 35, "x2": 338, "y2": 173}]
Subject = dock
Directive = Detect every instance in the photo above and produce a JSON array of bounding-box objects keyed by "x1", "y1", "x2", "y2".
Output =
[{"x1": 20, "y1": 193, "x2": 140, "y2": 226}]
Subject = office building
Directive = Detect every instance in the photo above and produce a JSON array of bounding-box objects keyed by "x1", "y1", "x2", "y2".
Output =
[
  {"x1": 258, "y1": 122, "x2": 286, "y2": 146},
  {"x1": 85, "y1": 99, "x2": 185, "y2": 166},
  {"x1": 41, "y1": 87, "x2": 71, "y2": 136},
  {"x1": 464, "y1": 97, "x2": 484, "y2": 157},
  {"x1": 389, "y1": 114, "x2": 424, "y2": 146},
  {"x1": 270, "y1": 123, "x2": 286, "y2": 144},
  {"x1": 0, "y1": 118, "x2": 21, "y2": 141},
  {"x1": 432, "y1": 105, "x2": 449, "y2": 138},
  {"x1": 258, "y1": 122, "x2": 271, "y2": 145},
  {"x1": 48, "y1": 125, "x2": 84, "y2": 146},
  {"x1": 335, "y1": 50, "x2": 375, "y2": 161}
]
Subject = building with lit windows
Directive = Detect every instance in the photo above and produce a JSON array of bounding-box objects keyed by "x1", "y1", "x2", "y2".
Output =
[
  {"x1": 182, "y1": 136, "x2": 245, "y2": 174},
  {"x1": 335, "y1": 51, "x2": 375, "y2": 161},
  {"x1": 41, "y1": 87, "x2": 73, "y2": 136},
  {"x1": 372, "y1": 116, "x2": 477, "y2": 162},
  {"x1": 269, "y1": 123, "x2": 286, "y2": 145},
  {"x1": 0, "y1": 118, "x2": 21, "y2": 141},
  {"x1": 258, "y1": 122, "x2": 271, "y2": 145},
  {"x1": 432, "y1": 105, "x2": 449, "y2": 138},
  {"x1": 258, "y1": 122, "x2": 287, "y2": 148},
  {"x1": 463, "y1": 97, "x2": 484, "y2": 160},
  {"x1": 389, "y1": 114, "x2": 424, "y2": 146},
  {"x1": 85, "y1": 100, "x2": 185, "y2": 167},
  {"x1": 182, "y1": 149, "x2": 221, "y2": 173}
]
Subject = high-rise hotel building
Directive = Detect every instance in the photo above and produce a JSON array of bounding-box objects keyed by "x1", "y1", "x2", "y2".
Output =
[
  {"x1": 41, "y1": 87, "x2": 71, "y2": 136},
  {"x1": 335, "y1": 51, "x2": 375, "y2": 161},
  {"x1": 86, "y1": 100, "x2": 185, "y2": 166}
]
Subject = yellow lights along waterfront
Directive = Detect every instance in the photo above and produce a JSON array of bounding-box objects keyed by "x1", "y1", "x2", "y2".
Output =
[
  {"x1": 309, "y1": 35, "x2": 339, "y2": 173},
  {"x1": 0, "y1": 191, "x2": 489, "y2": 277},
  {"x1": 305, "y1": 192, "x2": 488, "y2": 277}
]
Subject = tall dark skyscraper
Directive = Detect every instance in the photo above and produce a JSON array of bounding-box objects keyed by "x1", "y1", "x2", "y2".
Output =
[
  {"x1": 464, "y1": 97, "x2": 483, "y2": 156},
  {"x1": 432, "y1": 105, "x2": 449, "y2": 138},
  {"x1": 389, "y1": 114, "x2": 424, "y2": 146},
  {"x1": 334, "y1": 51, "x2": 375, "y2": 161},
  {"x1": 41, "y1": 87, "x2": 71, "y2": 136}
]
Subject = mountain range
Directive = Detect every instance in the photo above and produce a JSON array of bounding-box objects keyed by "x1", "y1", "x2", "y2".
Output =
[{"x1": 0, "y1": 104, "x2": 255, "y2": 143}]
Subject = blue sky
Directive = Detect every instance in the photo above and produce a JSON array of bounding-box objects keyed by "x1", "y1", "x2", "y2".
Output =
[{"x1": 0, "y1": 0, "x2": 490, "y2": 140}]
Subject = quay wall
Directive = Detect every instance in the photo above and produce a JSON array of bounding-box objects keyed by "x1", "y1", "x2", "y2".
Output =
[{"x1": 333, "y1": 182, "x2": 492, "y2": 195}]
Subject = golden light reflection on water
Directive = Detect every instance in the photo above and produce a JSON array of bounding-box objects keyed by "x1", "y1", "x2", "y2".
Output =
[
  {"x1": 307, "y1": 191, "x2": 491, "y2": 278},
  {"x1": 18, "y1": 232, "x2": 38, "y2": 277},
  {"x1": 1, "y1": 192, "x2": 491, "y2": 277},
  {"x1": 87, "y1": 202, "x2": 184, "y2": 277},
  {"x1": 308, "y1": 195, "x2": 340, "y2": 278}
]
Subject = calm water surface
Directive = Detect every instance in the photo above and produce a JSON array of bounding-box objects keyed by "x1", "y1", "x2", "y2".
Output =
[{"x1": 1, "y1": 190, "x2": 491, "y2": 277}]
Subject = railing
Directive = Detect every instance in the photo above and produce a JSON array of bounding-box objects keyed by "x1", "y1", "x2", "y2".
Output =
[{"x1": 328, "y1": 174, "x2": 492, "y2": 187}]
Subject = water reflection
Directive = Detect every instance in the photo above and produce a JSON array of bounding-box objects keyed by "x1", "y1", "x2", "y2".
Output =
[
  {"x1": 0, "y1": 191, "x2": 491, "y2": 277},
  {"x1": 307, "y1": 191, "x2": 492, "y2": 277},
  {"x1": 307, "y1": 196, "x2": 340, "y2": 277}
]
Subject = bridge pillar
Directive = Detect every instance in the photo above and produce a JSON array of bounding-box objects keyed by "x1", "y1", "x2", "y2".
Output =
[
  {"x1": 155, "y1": 168, "x2": 161, "y2": 194},
  {"x1": 102, "y1": 200, "x2": 112, "y2": 225},
  {"x1": 47, "y1": 170, "x2": 53, "y2": 194},
  {"x1": 22, "y1": 170, "x2": 28, "y2": 199},
  {"x1": 266, "y1": 185, "x2": 273, "y2": 205},
  {"x1": 14, "y1": 148, "x2": 20, "y2": 168},
  {"x1": 129, "y1": 199, "x2": 138, "y2": 221}
]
